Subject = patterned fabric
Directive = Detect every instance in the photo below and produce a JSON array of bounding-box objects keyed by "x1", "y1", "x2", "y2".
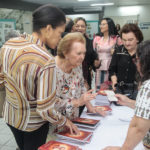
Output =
[
  {"x1": 93, "y1": 35, "x2": 122, "y2": 87},
  {"x1": 55, "y1": 65, "x2": 86, "y2": 120},
  {"x1": 0, "y1": 33, "x2": 66, "y2": 132},
  {"x1": 135, "y1": 79, "x2": 150, "y2": 149}
]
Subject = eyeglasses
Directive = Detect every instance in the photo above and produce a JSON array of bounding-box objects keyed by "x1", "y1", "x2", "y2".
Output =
[
  {"x1": 75, "y1": 25, "x2": 86, "y2": 29},
  {"x1": 99, "y1": 23, "x2": 107, "y2": 26}
]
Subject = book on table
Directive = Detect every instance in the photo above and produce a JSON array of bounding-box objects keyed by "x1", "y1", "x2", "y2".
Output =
[
  {"x1": 95, "y1": 94, "x2": 110, "y2": 106},
  {"x1": 97, "y1": 90, "x2": 118, "y2": 102},
  {"x1": 72, "y1": 117, "x2": 100, "y2": 129},
  {"x1": 38, "y1": 140, "x2": 81, "y2": 150},
  {"x1": 56, "y1": 129, "x2": 93, "y2": 143},
  {"x1": 87, "y1": 105, "x2": 112, "y2": 115}
]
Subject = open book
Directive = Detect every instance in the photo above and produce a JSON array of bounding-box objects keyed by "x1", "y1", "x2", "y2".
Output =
[{"x1": 38, "y1": 140, "x2": 81, "y2": 150}]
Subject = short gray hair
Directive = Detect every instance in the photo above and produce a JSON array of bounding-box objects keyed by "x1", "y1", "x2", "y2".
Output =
[{"x1": 5, "y1": 29, "x2": 20, "y2": 41}]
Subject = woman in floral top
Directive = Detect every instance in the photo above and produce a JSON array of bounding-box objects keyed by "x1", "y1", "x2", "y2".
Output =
[{"x1": 55, "y1": 32, "x2": 106, "y2": 120}]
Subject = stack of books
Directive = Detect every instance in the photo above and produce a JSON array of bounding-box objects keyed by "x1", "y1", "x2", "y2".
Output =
[
  {"x1": 56, "y1": 129, "x2": 93, "y2": 144},
  {"x1": 87, "y1": 105, "x2": 112, "y2": 115},
  {"x1": 38, "y1": 140, "x2": 82, "y2": 150},
  {"x1": 95, "y1": 94, "x2": 110, "y2": 106},
  {"x1": 72, "y1": 117, "x2": 100, "y2": 129},
  {"x1": 95, "y1": 90, "x2": 118, "y2": 106}
]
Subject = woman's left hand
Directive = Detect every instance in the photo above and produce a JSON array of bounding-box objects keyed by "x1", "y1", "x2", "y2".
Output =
[
  {"x1": 94, "y1": 106, "x2": 107, "y2": 117},
  {"x1": 94, "y1": 60, "x2": 101, "y2": 68},
  {"x1": 86, "y1": 103, "x2": 106, "y2": 117}
]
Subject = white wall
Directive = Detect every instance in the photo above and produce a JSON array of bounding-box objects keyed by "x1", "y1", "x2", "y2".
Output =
[
  {"x1": 104, "y1": 5, "x2": 150, "y2": 40},
  {"x1": 66, "y1": 14, "x2": 99, "y2": 21}
]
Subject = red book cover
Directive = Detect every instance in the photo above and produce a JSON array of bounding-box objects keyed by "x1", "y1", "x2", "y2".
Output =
[
  {"x1": 56, "y1": 130, "x2": 92, "y2": 142},
  {"x1": 72, "y1": 117, "x2": 100, "y2": 126},
  {"x1": 38, "y1": 140, "x2": 80, "y2": 150},
  {"x1": 97, "y1": 90, "x2": 107, "y2": 96},
  {"x1": 95, "y1": 106, "x2": 112, "y2": 111}
]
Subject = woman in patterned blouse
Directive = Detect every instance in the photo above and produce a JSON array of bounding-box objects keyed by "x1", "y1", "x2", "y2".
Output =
[{"x1": 55, "y1": 32, "x2": 106, "y2": 120}]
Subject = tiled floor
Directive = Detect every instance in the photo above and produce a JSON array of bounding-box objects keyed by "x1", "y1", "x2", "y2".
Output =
[{"x1": 0, "y1": 118, "x2": 18, "y2": 150}]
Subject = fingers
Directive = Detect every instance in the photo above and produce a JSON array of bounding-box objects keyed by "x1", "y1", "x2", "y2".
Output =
[
  {"x1": 95, "y1": 108, "x2": 107, "y2": 117},
  {"x1": 87, "y1": 89, "x2": 94, "y2": 93},
  {"x1": 72, "y1": 124, "x2": 80, "y2": 135},
  {"x1": 65, "y1": 119, "x2": 80, "y2": 135}
]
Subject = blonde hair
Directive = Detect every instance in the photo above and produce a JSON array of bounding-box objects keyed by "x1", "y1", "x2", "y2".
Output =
[{"x1": 57, "y1": 32, "x2": 86, "y2": 58}]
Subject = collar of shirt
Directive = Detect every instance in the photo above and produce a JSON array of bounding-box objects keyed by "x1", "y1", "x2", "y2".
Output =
[{"x1": 22, "y1": 33, "x2": 47, "y2": 51}]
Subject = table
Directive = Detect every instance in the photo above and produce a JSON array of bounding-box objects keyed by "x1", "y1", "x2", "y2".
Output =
[{"x1": 78, "y1": 100, "x2": 145, "y2": 150}]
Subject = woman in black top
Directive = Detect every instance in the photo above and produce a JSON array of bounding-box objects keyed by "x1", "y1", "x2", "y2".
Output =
[
  {"x1": 74, "y1": 17, "x2": 100, "y2": 115},
  {"x1": 109, "y1": 23, "x2": 143, "y2": 99},
  {"x1": 74, "y1": 17, "x2": 100, "y2": 89}
]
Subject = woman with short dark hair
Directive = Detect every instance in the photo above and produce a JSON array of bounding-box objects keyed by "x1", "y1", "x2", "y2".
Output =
[{"x1": 109, "y1": 23, "x2": 143, "y2": 100}]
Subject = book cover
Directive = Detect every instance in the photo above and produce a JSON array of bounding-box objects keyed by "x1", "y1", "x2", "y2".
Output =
[
  {"x1": 97, "y1": 90, "x2": 107, "y2": 96},
  {"x1": 72, "y1": 117, "x2": 100, "y2": 126},
  {"x1": 38, "y1": 140, "x2": 80, "y2": 150},
  {"x1": 104, "y1": 90, "x2": 118, "y2": 102},
  {"x1": 95, "y1": 105, "x2": 112, "y2": 111},
  {"x1": 56, "y1": 130, "x2": 92, "y2": 142},
  {"x1": 87, "y1": 105, "x2": 112, "y2": 115}
]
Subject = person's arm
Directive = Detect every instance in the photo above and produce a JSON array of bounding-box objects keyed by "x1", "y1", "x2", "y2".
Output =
[
  {"x1": 115, "y1": 94, "x2": 135, "y2": 109},
  {"x1": 102, "y1": 116, "x2": 150, "y2": 150},
  {"x1": 0, "y1": 48, "x2": 5, "y2": 89},
  {"x1": 109, "y1": 49, "x2": 118, "y2": 90},
  {"x1": 36, "y1": 61, "x2": 66, "y2": 127},
  {"x1": 85, "y1": 101, "x2": 106, "y2": 117},
  {"x1": 121, "y1": 116, "x2": 150, "y2": 150},
  {"x1": 36, "y1": 61, "x2": 80, "y2": 134},
  {"x1": 111, "y1": 75, "x2": 117, "y2": 91}
]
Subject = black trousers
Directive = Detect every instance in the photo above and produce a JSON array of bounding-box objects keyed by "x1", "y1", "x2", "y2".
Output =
[{"x1": 7, "y1": 122, "x2": 49, "y2": 150}]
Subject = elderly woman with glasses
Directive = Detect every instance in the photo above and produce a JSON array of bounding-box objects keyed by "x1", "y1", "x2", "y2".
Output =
[{"x1": 109, "y1": 23, "x2": 143, "y2": 100}]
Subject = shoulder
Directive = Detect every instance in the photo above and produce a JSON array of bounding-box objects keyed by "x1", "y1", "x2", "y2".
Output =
[
  {"x1": 136, "y1": 80, "x2": 150, "y2": 103},
  {"x1": 135, "y1": 79, "x2": 150, "y2": 119}
]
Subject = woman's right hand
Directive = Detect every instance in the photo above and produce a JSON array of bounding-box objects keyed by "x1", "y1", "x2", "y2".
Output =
[
  {"x1": 79, "y1": 89, "x2": 97, "y2": 106},
  {"x1": 65, "y1": 119, "x2": 80, "y2": 135},
  {"x1": 115, "y1": 94, "x2": 130, "y2": 106},
  {"x1": 112, "y1": 82, "x2": 117, "y2": 91},
  {"x1": 115, "y1": 94, "x2": 135, "y2": 109}
]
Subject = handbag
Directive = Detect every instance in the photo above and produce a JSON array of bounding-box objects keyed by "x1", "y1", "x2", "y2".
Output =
[{"x1": 115, "y1": 81, "x2": 138, "y2": 100}]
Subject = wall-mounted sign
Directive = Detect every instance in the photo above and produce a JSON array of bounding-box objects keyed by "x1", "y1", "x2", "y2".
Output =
[
  {"x1": 86, "y1": 21, "x2": 99, "y2": 40},
  {"x1": 0, "y1": 19, "x2": 16, "y2": 47}
]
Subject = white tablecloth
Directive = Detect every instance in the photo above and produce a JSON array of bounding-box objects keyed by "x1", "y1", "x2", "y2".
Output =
[
  {"x1": 56, "y1": 98, "x2": 145, "y2": 150},
  {"x1": 78, "y1": 100, "x2": 145, "y2": 150}
]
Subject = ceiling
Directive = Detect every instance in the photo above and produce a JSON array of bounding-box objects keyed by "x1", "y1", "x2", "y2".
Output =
[{"x1": 1, "y1": 0, "x2": 150, "y2": 14}]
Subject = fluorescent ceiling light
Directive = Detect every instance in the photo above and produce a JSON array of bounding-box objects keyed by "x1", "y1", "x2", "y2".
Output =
[
  {"x1": 78, "y1": 0, "x2": 92, "y2": 1},
  {"x1": 74, "y1": 7, "x2": 102, "y2": 12},
  {"x1": 91, "y1": 3, "x2": 114, "y2": 6}
]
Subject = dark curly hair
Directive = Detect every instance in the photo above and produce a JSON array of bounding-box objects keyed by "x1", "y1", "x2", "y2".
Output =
[
  {"x1": 99, "y1": 17, "x2": 118, "y2": 37},
  {"x1": 120, "y1": 23, "x2": 143, "y2": 44},
  {"x1": 137, "y1": 40, "x2": 150, "y2": 83}
]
